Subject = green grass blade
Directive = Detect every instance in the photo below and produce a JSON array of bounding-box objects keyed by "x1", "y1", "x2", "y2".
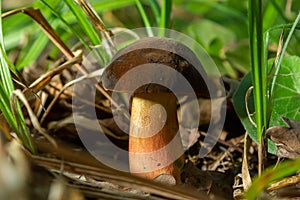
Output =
[
  {"x1": 0, "y1": 82, "x2": 17, "y2": 129},
  {"x1": 92, "y1": 0, "x2": 136, "y2": 12},
  {"x1": 148, "y1": 0, "x2": 161, "y2": 25},
  {"x1": 0, "y1": 44, "x2": 35, "y2": 152},
  {"x1": 0, "y1": 1, "x2": 35, "y2": 152},
  {"x1": 245, "y1": 158, "x2": 300, "y2": 200},
  {"x1": 266, "y1": 23, "x2": 300, "y2": 32},
  {"x1": 40, "y1": 0, "x2": 91, "y2": 50},
  {"x1": 40, "y1": 0, "x2": 91, "y2": 51},
  {"x1": 160, "y1": 0, "x2": 171, "y2": 28},
  {"x1": 63, "y1": 0, "x2": 101, "y2": 45},
  {"x1": 158, "y1": 0, "x2": 172, "y2": 36},
  {"x1": 135, "y1": 0, "x2": 153, "y2": 36},
  {"x1": 0, "y1": 16, "x2": 14, "y2": 95},
  {"x1": 263, "y1": 30, "x2": 272, "y2": 123},
  {"x1": 248, "y1": 0, "x2": 267, "y2": 141},
  {"x1": 16, "y1": 28, "x2": 49, "y2": 69}
]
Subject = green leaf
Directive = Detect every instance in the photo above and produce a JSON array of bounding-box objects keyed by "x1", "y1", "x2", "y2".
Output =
[
  {"x1": 232, "y1": 72, "x2": 277, "y2": 154},
  {"x1": 226, "y1": 42, "x2": 250, "y2": 73},
  {"x1": 173, "y1": 0, "x2": 215, "y2": 15},
  {"x1": 187, "y1": 19, "x2": 236, "y2": 53},
  {"x1": 263, "y1": 0, "x2": 286, "y2": 29},
  {"x1": 92, "y1": 0, "x2": 136, "y2": 12},
  {"x1": 269, "y1": 56, "x2": 300, "y2": 127},
  {"x1": 232, "y1": 72, "x2": 256, "y2": 137}
]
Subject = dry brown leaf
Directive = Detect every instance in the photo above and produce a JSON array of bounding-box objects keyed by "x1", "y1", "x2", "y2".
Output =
[
  {"x1": 23, "y1": 51, "x2": 82, "y2": 101},
  {"x1": 242, "y1": 132, "x2": 252, "y2": 190},
  {"x1": 267, "y1": 117, "x2": 300, "y2": 159},
  {"x1": 11, "y1": 90, "x2": 56, "y2": 147}
]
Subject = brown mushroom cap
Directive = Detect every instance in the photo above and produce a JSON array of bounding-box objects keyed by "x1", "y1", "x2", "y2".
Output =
[{"x1": 102, "y1": 37, "x2": 210, "y2": 97}]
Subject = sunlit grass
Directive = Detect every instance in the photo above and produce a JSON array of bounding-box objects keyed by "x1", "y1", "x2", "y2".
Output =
[
  {"x1": 0, "y1": 1, "x2": 34, "y2": 152},
  {"x1": 245, "y1": 158, "x2": 300, "y2": 200}
]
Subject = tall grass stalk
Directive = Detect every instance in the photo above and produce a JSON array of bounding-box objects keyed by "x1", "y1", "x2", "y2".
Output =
[
  {"x1": 158, "y1": 0, "x2": 172, "y2": 36},
  {"x1": 248, "y1": 0, "x2": 267, "y2": 175},
  {"x1": 135, "y1": 0, "x2": 154, "y2": 36}
]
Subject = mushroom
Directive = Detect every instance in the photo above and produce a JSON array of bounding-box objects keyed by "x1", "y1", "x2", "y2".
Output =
[{"x1": 101, "y1": 37, "x2": 210, "y2": 184}]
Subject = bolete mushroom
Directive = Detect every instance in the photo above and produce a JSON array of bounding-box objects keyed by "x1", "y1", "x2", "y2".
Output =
[{"x1": 101, "y1": 37, "x2": 210, "y2": 184}]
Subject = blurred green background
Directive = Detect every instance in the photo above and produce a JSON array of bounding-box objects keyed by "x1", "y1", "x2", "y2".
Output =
[{"x1": 2, "y1": 0, "x2": 300, "y2": 77}]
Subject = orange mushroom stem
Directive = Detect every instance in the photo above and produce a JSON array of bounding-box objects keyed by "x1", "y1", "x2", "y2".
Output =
[{"x1": 129, "y1": 92, "x2": 184, "y2": 183}]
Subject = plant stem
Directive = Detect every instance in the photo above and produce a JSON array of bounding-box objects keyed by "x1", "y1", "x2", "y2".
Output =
[{"x1": 248, "y1": 0, "x2": 267, "y2": 175}]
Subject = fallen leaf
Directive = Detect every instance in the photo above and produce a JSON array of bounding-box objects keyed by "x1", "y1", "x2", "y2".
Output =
[{"x1": 267, "y1": 117, "x2": 300, "y2": 159}]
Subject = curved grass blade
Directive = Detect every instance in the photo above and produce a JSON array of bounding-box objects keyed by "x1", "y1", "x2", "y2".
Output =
[
  {"x1": 245, "y1": 158, "x2": 300, "y2": 200},
  {"x1": 0, "y1": 45, "x2": 35, "y2": 152}
]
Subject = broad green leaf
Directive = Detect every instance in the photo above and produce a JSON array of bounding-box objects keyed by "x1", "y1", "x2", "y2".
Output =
[
  {"x1": 187, "y1": 19, "x2": 236, "y2": 53},
  {"x1": 173, "y1": 0, "x2": 212, "y2": 14},
  {"x1": 232, "y1": 72, "x2": 277, "y2": 154},
  {"x1": 232, "y1": 72, "x2": 256, "y2": 138},
  {"x1": 269, "y1": 56, "x2": 300, "y2": 127},
  {"x1": 187, "y1": 19, "x2": 238, "y2": 77},
  {"x1": 226, "y1": 42, "x2": 250, "y2": 74}
]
